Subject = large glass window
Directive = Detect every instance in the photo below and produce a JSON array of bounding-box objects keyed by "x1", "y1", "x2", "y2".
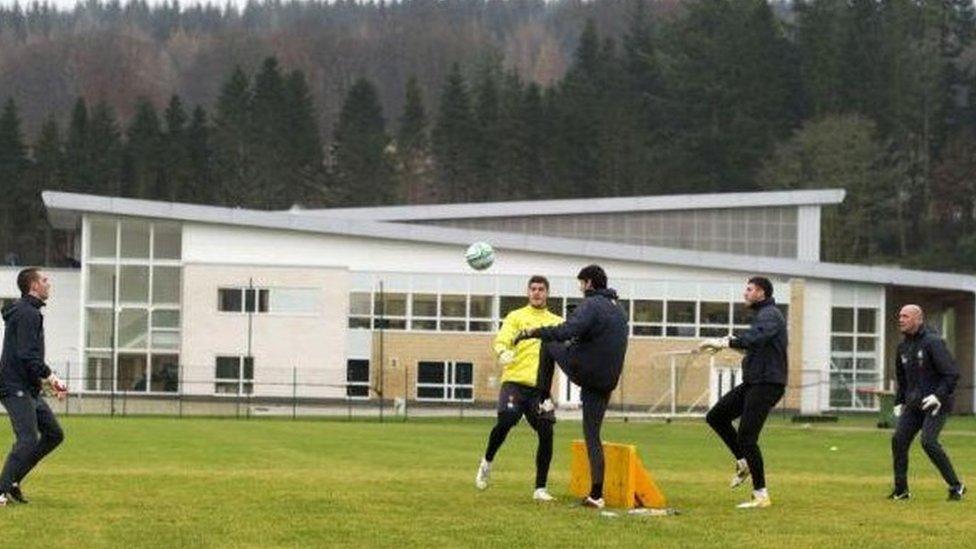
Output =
[
  {"x1": 666, "y1": 301, "x2": 697, "y2": 337},
  {"x1": 829, "y1": 307, "x2": 880, "y2": 410},
  {"x1": 700, "y1": 301, "x2": 731, "y2": 337},
  {"x1": 85, "y1": 352, "x2": 113, "y2": 392},
  {"x1": 83, "y1": 218, "x2": 182, "y2": 394},
  {"x1": 89, "y1": 218, "x2": 117, "y2": 258},
  {"x1": 439, "y1": 294, "x2": 466, "y2": 331},
  {"x1": 346, "y1": 359, "x2": 370, "y2": 398},
  {"x1": 152, "y1": 267, "x2": 181, "y2": 304},
  {"x1": 153, "y1": 222, "x2": 182, "y2": 260},
  {"x1": 373, "y1": 292, "x2": 407, "y2": 330},
  {"x1": 120, "y1": 220, "x2": 150, "y2": 259},
  {"x1": 411, "y1": 293, "x2": 437, "y2": 330},
  {"x1": 118, "y1": 309, "x2": 149, "y2": 349},
  {"x1": 416, "y1": 361, "x2": 473, "y2": 401},
  {"x1": 86, "y1": 308, "x2": 113, "y2": 348},
  {"x1": 88, "y1": 265, "x2": 115, "y2": 303},
  {"x1": 632, "y1": 299, "x2": 663, "y2": 337},
  {"x1": 120, "y1": 266, "x2": 149, "y2": 303},
  {"x1": 118, "y1": 353, "x2": 148, "y2": 391},
  {"x1": 150, "y1": 354, "x2": 179, "y2": 392},
  {"x1": 348, "y1": 292, "x2": 372, "y2": 329}
]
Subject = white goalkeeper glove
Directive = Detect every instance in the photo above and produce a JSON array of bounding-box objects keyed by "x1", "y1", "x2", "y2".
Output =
[
  {"x1": 539, "y1": 398, "x2": 555, "y2": 414},
  {"x1": 44, "y1": 373, "x2": 68, "y2": 401},
  {"x1": 921, "y1": 394, "x2": 942, "y2": 416},
  {"x1": 698, "y1": 336, "x2": 730, "y2": 353},
  {"x1": 893, "y1": 404, "x2": 903, "y2": 418},
  {"x1": 497, "y1": 349, "x2": 515, "y2": 366}
]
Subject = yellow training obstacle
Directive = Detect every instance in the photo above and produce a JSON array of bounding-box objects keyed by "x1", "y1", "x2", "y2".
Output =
[{"x1": 569, "y1": 440, "x2": 668, "y2": 509}]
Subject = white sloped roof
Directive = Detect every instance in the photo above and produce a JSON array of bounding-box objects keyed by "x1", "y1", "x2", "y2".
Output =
[
  {"x1": 42, "y1": 191, "x2": 975, "y2": 293},
  {"x1": 286, "y1": 189, "x2": 847, "y2": 221}
]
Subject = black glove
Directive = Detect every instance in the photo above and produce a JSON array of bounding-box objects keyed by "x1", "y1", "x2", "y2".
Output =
[{"x1": 512, "y1": 328, "x2": 540, "y2": 346}]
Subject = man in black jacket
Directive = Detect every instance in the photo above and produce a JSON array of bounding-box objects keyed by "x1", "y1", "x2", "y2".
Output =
[
  {"x1": 699, "y1": 276, "x2": 787, "y2": 509},
  {"x1": 0, "y1": 268, "x2": 67, "y2": 507},
  {"x1": 889, "y1": 304, "x2": 965, "y2": 501},
  {"x1": 514, "y1": 264, "x2": 629, "y2": 509}
]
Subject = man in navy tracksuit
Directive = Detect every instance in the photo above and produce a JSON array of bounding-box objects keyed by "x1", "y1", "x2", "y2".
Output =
[
  {"x1": 700, "y1": 276, "x2": 787, "y2": 509},
  {"x1": 514, "y1": 264, "x2": 629, "y2": 509},
  {"x1": 889, "y1": 304, "x2": 965, "y2": 501},
  {"x1": 0, "y1": 268, "x2": 67, "y2": 507}
]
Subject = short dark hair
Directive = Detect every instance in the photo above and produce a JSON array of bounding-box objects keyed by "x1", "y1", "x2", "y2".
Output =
[
  {"x1": 748, "y1": 276, "x2": 773, "y2": 299},
  {"x1": 577, "y1": 264, "x2": 607, "y2": 289},
  {"x1": 527, "y1": 275, "x2": 550, "y2": 290},
  {"x1": 17, "y1": 268, "x2": 40, "y2": 296}
]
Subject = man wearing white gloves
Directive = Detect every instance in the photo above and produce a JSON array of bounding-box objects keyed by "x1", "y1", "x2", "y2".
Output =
[
  {"x1": 889, "y1": 304, "x2": 965, "y2": 501},
  {"x1": 699, "y1": 276, "x2": 787, "y2": 509},
  {"x1": 475, "y1": 276, "x2": 562, "y2": 501}
]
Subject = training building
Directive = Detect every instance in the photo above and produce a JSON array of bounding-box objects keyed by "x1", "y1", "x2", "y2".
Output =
[{"x1": 20, "y1": 189, "x2": 976, "y2": 414}]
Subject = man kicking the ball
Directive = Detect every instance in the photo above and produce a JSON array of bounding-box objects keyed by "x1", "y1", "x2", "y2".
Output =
[
  {"x1": 699, "y1": 276, "x2": 786, "y2": 509},
  {"x1": 513, "y1": 265, "x2": 629, "y2": 509},
  {"x1": 476, "y1": 276, "x2": 563, "y2": 501}
]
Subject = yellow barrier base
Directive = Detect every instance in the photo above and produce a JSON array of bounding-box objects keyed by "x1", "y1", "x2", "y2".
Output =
[{"x1": 569, "y1": 440, "x2": 667, "y2": 509}]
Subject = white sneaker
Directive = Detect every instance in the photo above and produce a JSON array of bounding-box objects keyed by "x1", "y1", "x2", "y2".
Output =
[
  {"x1": 475, "y1": 458, "x2": 491, "y2": 490},
  {"x1": 581, "y1": 496, "x2": 605, "y2": 509},
  {"x1": 737, "y1": 491, "x2": 771, "y2": 509},
  {"x1": 730, "y1": 459, "x2": 750, "y2": 489},
  {"x1": 533, "y1": 488, "x2": 555, "y2": 502},
  {"x1": 0, "y1": 493, "x2": 6, "y2": 507}
]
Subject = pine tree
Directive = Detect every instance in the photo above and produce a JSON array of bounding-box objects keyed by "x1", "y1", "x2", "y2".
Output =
[
  {"x1": 282, "y1": 69, "x2": 326, "y2": 206},
  {"x1": 432, "y1": 63, "x2": 476, "y2": 202},
  {"x1": 162, "y1": 94, "x2": 190, "y2": 201},
  {"x1": 0, "y1": 98, "x2": 30, "y2": 263},
  {"x1": 64, "y1": 97, "x2": 91, "y2": 194},
  {"x1": 186, "y1": 105, "x2": 215, "y2": 204},
  {"x1": 396, "y1": 75, "x2": 433, "y2": 203},
  {"x1": 332, "y1": 77, "x2": 394, "y2": 205},
  {"x1": 123, "y1": 96, "x2": 164, "y2": 199},
  {"x1": 250, "y1": 56, "x2": 289, "y2": 208},
  {"x1": 472, "y1": 57, "x2": 502, "y2": 200},
  {"x1": 88, "y1": 101, "x2": 123, "y2": 197},
  {"x1": 33, "y1": 116, "x2": 63, "y2": 193},
  {"x1": 212, "y1": 65, "x2": 254, "y2": 207}
]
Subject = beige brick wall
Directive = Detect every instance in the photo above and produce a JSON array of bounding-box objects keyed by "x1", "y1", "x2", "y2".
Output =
[{"x1": 372, "y1": 283, "x2": 806, "y2": 412}]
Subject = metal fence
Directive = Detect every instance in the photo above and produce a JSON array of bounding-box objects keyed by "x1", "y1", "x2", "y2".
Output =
[{"x1": 1, "y1": 357, "x2": 913, "y2": 422}]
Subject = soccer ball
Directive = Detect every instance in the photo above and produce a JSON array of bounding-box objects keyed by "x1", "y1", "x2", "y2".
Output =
[{"x1": 465, "y1": 241, "x2": 495, "y2": 271}]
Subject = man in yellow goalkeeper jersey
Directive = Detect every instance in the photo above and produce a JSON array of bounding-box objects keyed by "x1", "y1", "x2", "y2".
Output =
[{"x1": 475, "y1": 275, "x2": 563, "y2": 501}]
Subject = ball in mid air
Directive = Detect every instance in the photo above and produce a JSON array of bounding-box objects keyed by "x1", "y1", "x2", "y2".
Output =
[{"x1": 465, "y1": 241, "x2": 495, "y2": 271}]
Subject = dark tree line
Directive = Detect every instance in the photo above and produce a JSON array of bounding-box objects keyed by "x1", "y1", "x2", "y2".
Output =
[{"x1": 2, "y1": 0, "x2": 976, "y2": 273}]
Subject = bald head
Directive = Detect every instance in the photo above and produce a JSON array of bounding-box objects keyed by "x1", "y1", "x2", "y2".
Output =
[{"x1": 898, "y1": 304, "x2": 924, "y2": 335}]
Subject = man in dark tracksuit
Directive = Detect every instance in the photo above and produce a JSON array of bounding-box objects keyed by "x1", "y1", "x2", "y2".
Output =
[
  {"x1": 700, "y1": 276, "x2": 786, "y2": 509},
  {"x1": 0, "y1": 268, "x2": 67, "y2": 507},
  {"x1": 514, "y1": 265, "x2": 629, "y2": 509},
  {"x1": 889, "y1": 304, "x2": 965, "y2": 501}
]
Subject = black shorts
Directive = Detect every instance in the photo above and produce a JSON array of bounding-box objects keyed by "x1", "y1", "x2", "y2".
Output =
[{"x1": 497, "y1": 382, "x2": 556, "y2": 424}]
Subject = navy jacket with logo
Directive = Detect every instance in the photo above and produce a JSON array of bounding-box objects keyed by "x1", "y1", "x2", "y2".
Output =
[
  {"x1": 536, "y1": 288, "x2": 629, "y2": 394},
  {"x1": 730, "y1": 298, "x2": 788, "y2": 385},
  {"x1": 0, "y1": 295, "x2": 52, "y2": 397},
  {"x1": 895, "y1": 325, "x2": 958, "y2": 408}
]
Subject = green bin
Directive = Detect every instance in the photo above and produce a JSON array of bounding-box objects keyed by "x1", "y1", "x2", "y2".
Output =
[{"x1": 876, "y1": 391, "x2": 896, "y2": 428}]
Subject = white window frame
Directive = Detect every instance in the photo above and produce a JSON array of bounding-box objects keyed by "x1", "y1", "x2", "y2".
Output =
[
  {"x1": 416, "y1": 360, "x2": 474, "y2": 402},
  {"x1": 83, "y1": 217, "x2": 182, "y2": 394},
  {"x1": 345, "y1": 358, "x2": 371, "y2": 400},
  {"x1": 829, "y1": 306, "x2": 881, "y2": 411},
  {"x1": 214, "y1": 355, "x2": 254, "y2": 396}
]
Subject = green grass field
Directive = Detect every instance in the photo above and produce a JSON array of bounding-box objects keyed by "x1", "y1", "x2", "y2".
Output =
[{"x1": 1, "y1": 414, "x2": 974, "y2": 548}]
